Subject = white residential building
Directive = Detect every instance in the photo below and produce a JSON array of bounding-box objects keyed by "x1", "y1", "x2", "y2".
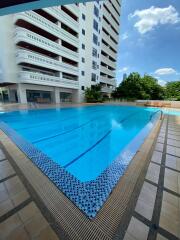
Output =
[{"x1": 0, "y1": 0, "x2": 121, "y2": 104}]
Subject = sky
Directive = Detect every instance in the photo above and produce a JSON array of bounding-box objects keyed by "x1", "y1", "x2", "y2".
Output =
[{"x1": 116, "y1": 0, "x2": 180, "y2": 86}]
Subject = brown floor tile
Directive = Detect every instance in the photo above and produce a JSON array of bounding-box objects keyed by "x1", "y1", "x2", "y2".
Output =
[
  {"x1": 24, "y1": 212, "x2": 49, "y2": 238},
  {"x1": 0, "y1": 199, "x2": 13, "y2": 217},
  {"x1": 164, "y1": 168, "x2": 179, "y2": 194},
  {"x1": 0, "y1": 160, "x2": 15, "y2": 180},
  {"x1": 0, "y1": 182, "x2": 9, "y2": 203},
  {"x1": 0, "y1": 214, "x2": 22, "y2": 239},
  {"x1": 135, "y1": 182, "x2": 157, "y2": 220},
  {"x1": 151, "y1": 151, "x2": 162, "y2": 164},
  {"x1": 6, "y1": 225, "x2": 30, "y2": 240},
  {"x1": 34, "y1": 225, "x2": 59, "y2": 240},
  {"x1": 0, "y1": 149, "x2": 5, "y2": 160},
  {"x1": 156, "y1": 234, "x2": 168, "y2": 240},
  {"x1": 159, "y1": 191, "x2": 180, "y2": 238},
  {"x1": 165, "y1": 154, "x2": 180, "y2": 171},
  {"x1": 146, "y1": 162, "x2": 160, "y2": 184},
  {"x1": 11, "y1": 189, "x2": 30, "y2": 207},
  {"x1": 5, "y1": 176, "x2": 25, "y2": 197},
  {"x1": 18, "y1": 202, "x2": 40, "y2": 223},
  {"x1": 155, "y1": 143, "x2": 164, "y2": 152},
  {"x1": 125, "y1": 217, "x2": 149, "y2": 240}
]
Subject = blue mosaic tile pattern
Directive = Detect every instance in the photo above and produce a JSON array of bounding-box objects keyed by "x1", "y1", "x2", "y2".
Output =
[{"x1": 0, "y1": 117, "x2": 157, "y2": 218}]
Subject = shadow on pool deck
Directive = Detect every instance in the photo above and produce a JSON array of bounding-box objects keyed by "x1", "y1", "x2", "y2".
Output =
[{"x1": 0, "y1": 114, "x2": 179, "y2": 240}]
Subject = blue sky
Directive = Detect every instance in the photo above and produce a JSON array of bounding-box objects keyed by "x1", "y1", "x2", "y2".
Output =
[{"x1": 116, "y1": 0, "x2": 180, "y2": 86}]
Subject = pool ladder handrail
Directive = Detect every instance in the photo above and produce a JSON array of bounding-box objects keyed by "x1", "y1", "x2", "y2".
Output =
[{"x1": 150, "y1": 110, "x2": 163, "y2": 121}]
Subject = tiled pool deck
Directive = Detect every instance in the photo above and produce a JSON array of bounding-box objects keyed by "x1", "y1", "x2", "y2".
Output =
[{"x1": 0, "y1": 113, "x2": 179, "y2": 239}]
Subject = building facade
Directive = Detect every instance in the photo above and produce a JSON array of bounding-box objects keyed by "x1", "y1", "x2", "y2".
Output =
[{"x1": 0, "y1": 0, "x2": 121, "y2": 104}]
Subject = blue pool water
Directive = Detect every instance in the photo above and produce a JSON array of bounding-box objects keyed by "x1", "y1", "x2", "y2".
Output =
[{"x1": 0, "y1": 105, "x2": 159, "y2": 182}]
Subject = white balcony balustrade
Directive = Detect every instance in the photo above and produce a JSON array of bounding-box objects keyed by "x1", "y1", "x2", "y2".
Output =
[
  {"x1": 18, "y1": 71, "x2": 79, "y2": 89},
  {"x1": 16, "y1": 49, "x2": 78, "y2": 76},
  {"x1": 14, "y1": 27, "x2": 79, "y2": 62}
]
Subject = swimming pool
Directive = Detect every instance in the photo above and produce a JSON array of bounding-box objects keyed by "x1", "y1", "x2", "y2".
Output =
[{"x1": 0, "y1": 105, "x2": 160, "y2": 217}]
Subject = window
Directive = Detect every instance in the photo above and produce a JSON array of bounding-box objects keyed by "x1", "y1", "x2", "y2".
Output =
[
  {"x1": 91, "y1": 73, "x2": 96, "y2": 82},
  {"x1": 82, "y1": 14, "x2": 85, "y2": 20},
  {"x1": 94, "y1": 5, "x2": 99, "y2": 17},
  {"x1": 82, "y1": 57, "x2": 85, "y2": 63},
  {"x1": 81, "y1": 71, "x2": 85, "y2": 76},
  {"x1": 93, "y1": 19, "x2": 98, "y2": 32},
  {"x1": 82, "y1": 44, "x2": 85, "y2": 49},
  {"x1": 92, "y1": 61, "x2": 97, "y2": 70},
  {"x1": 82, "y1": 29, "x2": 85, "y2": 35},
  {"x1": 92, "y1": 48, "x2": 98, "y2": 57},
  {"x1": 81, "y1": 86, "x2": 85, "y2": 90},
  {"x1": 93, "y1": 34, "x2": 98, "y2": 45}
]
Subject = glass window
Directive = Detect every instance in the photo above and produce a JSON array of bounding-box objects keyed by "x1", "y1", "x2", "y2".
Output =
[
  {"x1": 91, "y1": 73, "x2": 96, "y2": 82},
  {"x1": 93, "y1": 19, "x2": 98, "y2": 32},
  {"x1": 94, "y1": 5, "x2": 99, "y2": 17},
  {"x1": 93, "y1": 34, "x2": 98, "y2": 45},
  {"x1": 82, "y1": 14, "x2": 85, "y2": 20},
  {"x1": 82, "y1": 44, "x2": 85, "y2": 49},
  {"x1": 82, "y1": 29, "x2": 85, "y2": 35},
  {"x1": 82, "y1": 57, "x2": 85, "y2": 63},
  {"x1": 81, "y1": 71, "x2": 85, "y2": 76},
  {"x1": 81, "y1": 86, "x2": 85, "y2": 90},
  {"x1": 92, "y1": 61, "x2": 97, "y2": 70},
  {"x1": 92, "y1": 48, "x2": 98, "y2": 57}
]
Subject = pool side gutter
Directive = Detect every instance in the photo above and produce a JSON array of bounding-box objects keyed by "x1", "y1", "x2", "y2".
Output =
[{"x1": 0, "y1": 118, "x2": 162, "y2": 240}]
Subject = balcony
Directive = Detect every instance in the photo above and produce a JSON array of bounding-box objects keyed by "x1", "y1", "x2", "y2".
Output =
[
  {"x1": 102, "y1": 19, "x2": 117, "y2": 40},
  {"x1": 18, "y1": 71, "x2": 79, "y2": 89},
  {"x1": 101, "y1": 55, "x2": 116, "y2": 69},
  {"x1": 113, "y1": 0, "x2": 121, "y2": 14},
  {"x1": 102, "y1": 32, "x2": 118, "y2": 51},
  {"x1": 14, "y1": 11, "x2": 79, "y2": 47},
  {"x1": 103, "y1": 4, "x2": 119, "y2": 31},
  {"x1": 101, "y1": 86, "x2": 114, "y2": 94},
  {"x1": 14, "y1": 27, "x2": 78, "y2": 62},
  {"x1": 104, "y1": 1, "x2": 120, "y2": 25},
  {"x1": 100, "y1": 76, "x2": 116, "y2": 86},
  {"x1": 101, "y1": 42, "x2": 117, "y2": 59},
  {"x1": 16, "y1": 49, "x2": 78, "y2": 76},
  {"x1": 100, "y1": 66, "x2": 116, "y2": 78},
  {"x1": 65, "y1": 4, "x2": 79, "y2": 17},
  {"x1": 44, "y1": 7, "x2": 79, "y2": 32}
]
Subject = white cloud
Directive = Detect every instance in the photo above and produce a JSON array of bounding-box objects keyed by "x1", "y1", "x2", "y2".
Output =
[
  {"x1": 122, "y1": 32, "x2": 128, "y2": 40},
  {"x1": 155, "y1": 68, "x2": 177, "y2": 75},
  {"x1": 158, "y1": 79, "x2": 167, "y2": 86},
  {"x1": 118, "y1": 67, "x2": 128, "y2": 72},
  {"x1": 129, "y1": 5, "x2": 180, "y2": 34}
]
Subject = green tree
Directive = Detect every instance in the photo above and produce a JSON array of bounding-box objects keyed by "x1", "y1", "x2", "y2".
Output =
[
  {"x1": 165, "y1": 81, "x2": 180, "y2": 100},
  {"x1": 84, "y1": 84, "x2": 102, "y2": 103},
  {"x1": 112, "y1": 72, "x2": 165, "y2": 100}
]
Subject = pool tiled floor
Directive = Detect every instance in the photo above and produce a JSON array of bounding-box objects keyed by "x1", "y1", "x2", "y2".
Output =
[
  {"x1": 0, "y1": 160, "x2": 59, "y2": 239},
  {"x1": 123, "y1": 115, "x2": 180, "y2": 240},
  {"x1": 0, "y1": 115, "x2": 179, "y2": 239}
]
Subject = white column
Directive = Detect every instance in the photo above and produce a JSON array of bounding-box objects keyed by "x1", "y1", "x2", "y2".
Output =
[
  {"x1": 17, "y1": 84, "x2": 27, "y2": 104},
  {"x1": 53, "y1": 87, "x2": 60, "y2": 104}
]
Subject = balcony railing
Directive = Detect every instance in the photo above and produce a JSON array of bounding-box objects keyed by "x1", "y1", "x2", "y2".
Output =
[
  {"x1": 14, "y1": 11, "x2": 79, "y2": 47},
  {"x1": 101, "y1": 55, "x2": 116, "y2": 69},
  {"x1": 14, "y1": 27, "x2": 79, "y2": 61},
  {"x1": 101, "y1": 42, "x2": 117, "y2": 59},
  {"x1": 16, "y1": 49, "x2": 78, "y2": 76},
  {"x1": 18, "y1": 71, "x2": 79, "y2": 89},
  {"x1": 102, "y1": 32, "x2": 118, "y2": 51},
  {"x1": 100, "y1": 76, "x2": 116, "y2": 86},
  {"x1": 44, "y1": 7, "x2": 79, "y2": 32},
  {"x1": 101, "y1": 86, "x2": 114, "y2": 94},
  {"x1": 100, "y1": 65, "x2": 115, "y2": 78}
]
